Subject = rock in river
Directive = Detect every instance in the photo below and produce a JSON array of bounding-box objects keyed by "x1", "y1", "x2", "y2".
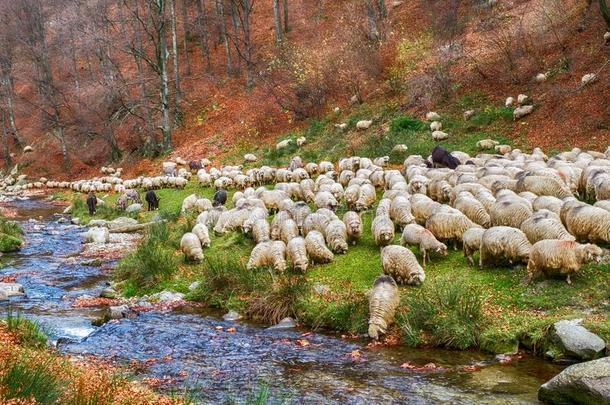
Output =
[
  {"x1": 0, "y1": 282, "x2": 25, "y2": 299},
  {"x1": 549, "y1": 319, "x2": 606, "y2": 361},
  {"x1": 223, "y1": 310, "x2": 242, "y2": 321},
  {"x1": 108, "y1": 305, "x2": 131, "y2": 320},
  {"x1": 267, "y1": 317, "x2": 296, "y2": 330},
  {"x1": 538, "y1": 357, "x2": 610, "y2": 404}
]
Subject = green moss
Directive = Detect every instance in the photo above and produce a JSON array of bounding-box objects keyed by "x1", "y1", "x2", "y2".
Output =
[{"x1": 0, "y1": 233, "x2": 22, "y2": 253}]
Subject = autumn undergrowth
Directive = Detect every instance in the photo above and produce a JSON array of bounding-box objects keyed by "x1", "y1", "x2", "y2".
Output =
[{"x1": 5, "y1": 309, "x2": 47, "y2": 349}]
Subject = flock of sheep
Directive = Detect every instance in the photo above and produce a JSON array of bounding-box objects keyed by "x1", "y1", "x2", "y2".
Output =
[{"x1": 173, "y1": 136, "x2": 610, "y2": 339}]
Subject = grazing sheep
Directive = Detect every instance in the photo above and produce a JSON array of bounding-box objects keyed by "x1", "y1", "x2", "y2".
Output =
[
  {"x1": 513, "y1": 105, "x2": 534, "y2": 120},
  {"x1": 259, "y1": 189, "x2": 290, "y2": 212},
  {"x1": 287, "y1": 237, "x2": 309, "y2": 272},
  {"x1": 532, "y1": 195, "x2": 564, "y2": 215},
  {"x1": 372, "y1": 215, "x2": 395, "y2": 246},
  {"x1": 505, "y1": 97, "x2": 514, "y2": 107},
  {"x1": 380, "y1": 245, "x2": 425, "y2": 286},
  {"x1": 247, "y1": 241, "x2": 287, "y2": 272},
  {"x1": 280, "y1": 218, "x2": 299, "y2": 244},
  {"x1": 428, "y1": 179, "x2": 452, "y2": 203},
  {"x1": 535, "y1": 73, "x2": 547, "y2": 83},
  {"x1": 343, "y1": 211, "x2": 363, "y2": 245},
  {"x1": 355, "y1": 184, "x2": 377, "y2": 212},
  {"x1": 515, "y1": 175, "x2": 572, "y2": 199},
  {"x1": 426, "y1": 112, "x2": 441, "y2": 121},
  {"x1": 430, "y1": 146, "x2": 461, "y2": 169},
  {"x1": 517, "y1": 94, "x2": 529, "y2": 105},
  {"x1": 368, "y1": 275, "x2": 400, "y2": 340},
  {"x1": 192, "y1": 223, "x2": 211, "y2": 248},
  {"x1": 244, "y1": 153, "x2": 257, "y2": 162},
  {"x1": 408, "y1": 174, "x2": 428, "y2": 195},
  {"x1": 389, "y1": 196, "x2": 415, "y2": 228},
  {"x1": 290, "y1": 201, "x2": 312, "y2": 232},
  {"x1": 242, "y1": 207, "x2": 268, "y2": 234},
  {"x1": 325, "y1": 219, "x2": 348, "y2": 254},
  {"x1": 252, "y1": 218, "x2": 271, "y2": 243},
  {"x1": 296, "y1": 136, "x2": 307, "y2": 146},
  {"x1": 425, "y1": 211, "x2": 480, "y2": 247},
  {"x1": 490, "y1": 199, "x2": 533, "y2": 228},
  {"x1": 276, "y1": 139, "x2": 292, "y2": 150},
  {"x1": 526, "y1": 240, "x2": 603, "y2": 284},
  {"x1": 400, "y1": 223, "x2": 448, "y2": 266},
  {"x1": 432, "y1": 130, "x2": 449, "y2": 141},
  {"x1": 494, "y1": 145, "x2": 512, "y2": 155},
  {"x1": 430, "y1": 121, "x2": 442, "y2": 131},
  {"x1": 581, "y1": 73, "x2": 597, "y2": 85},
  {"x1": 454, "y1": 192, "x2": 491, "y2": 228},
  {"x1": 520, "y1": 210, "x2": 574, "y2": 244},
  {"x1": 376, "y1": 198, "x2": 392, "y2": 217},
  {"x1": 305, "y1": 230, "x2": 334, "y2": 264},
  {"x1": 271, "y1": 210, "x2": 292, "y2": 240},
  {"x1": 302, "y1": 212, "x2": 331, "y2": 236},
  {"x1": 314, "y1": 191, "x2": 338, "y2": 211},
  {"x1": 479, "y1": 226, "x2": 532, "y2": 268},
  {"x1": 181, "y1": 233, "x2": 204, "y2": 262},
  {"x1": 356, "y1": 120, "x2": 373, "y2": 129},
  {"x1": 562, "y1": 202, "x2": 610, "y2": 244},
  {"x1": 411, "y1": 194, "x2": 443, "y2": 225},
  {"x1": 476, "y1": 139, "x2": 499, "y2": 150},
  {"x1": 214, "y1": 208, "x2": 251, "y2": 234},
  {"x1": 462, "y1": 227, "x2": 484, "y2": 266}
]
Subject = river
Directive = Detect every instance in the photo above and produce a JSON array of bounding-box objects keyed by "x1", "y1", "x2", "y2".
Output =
[{"x1": 0, "y1": 197, "x2": 564, "y2": 404}]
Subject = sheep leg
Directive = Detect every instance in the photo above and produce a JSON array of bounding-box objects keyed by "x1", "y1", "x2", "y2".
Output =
[
  {"x1": 479, "y1": 248, "x2": 486, "y2": 269},
  {"x1": 422, "y1": 251, "x2": 427, "y2": 268},
  {"x1": 566, "y1": 274, "x2": 572, "y2": 285}
]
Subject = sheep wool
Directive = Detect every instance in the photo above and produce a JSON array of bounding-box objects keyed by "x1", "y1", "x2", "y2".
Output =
[
  {"x1": 287, "y1": 237, "x2": 309, "y2": 272},
  {"x1": 372, "y1": 215, "x2": 395, "y2": 247},
  {"x1": 304, "y1": 230, "x2": 334, "y2": 264},
  {"x1": 252, "y1": 219, "x2": 271, "y2": 243},
  {"x1": 527, "y1": 240, "x2": 603, "y2": 284},
  {"x1": 462, "y1": 227, "x2": 485, "y2": 266},
  {"x1": 280, "y1": 218, "x2": 300, "y2": 244},
  {"x1": 368, "y1": 275, "x2": 400, "y2": 340},
  {"x1": 380, "y1": 245, "x2": 425, "y2": 286},
  {"x1": 399, "y1": 223, "x2": 447, "y2": 267},
  {"x1": 325, "y1": 219, "x2": 349, "y2": 254},
  {"x1": 192, "y1": 223, "x2": 211, "y2": 248},
  {"x1": 247, "y1": 241, "x2": 287, "y2": 272},
  {"x1": 479, "y1": 226, "x2": 532, "y2": 268},
  {"x1": 181, "y1": 233, "x2": 204, "y2": 262},
  {"x1": 343, "y1": 211, "x2": 363, "y2": 245}
]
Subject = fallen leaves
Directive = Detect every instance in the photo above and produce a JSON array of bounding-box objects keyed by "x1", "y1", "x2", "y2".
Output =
[{"x1": 295, "y1": 339, "x2": 310, "y2": 347}]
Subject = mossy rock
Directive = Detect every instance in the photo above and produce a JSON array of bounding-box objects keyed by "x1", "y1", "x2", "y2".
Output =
[{"x1": 0, "y1": 233, "x2": 23, "y2": 253}]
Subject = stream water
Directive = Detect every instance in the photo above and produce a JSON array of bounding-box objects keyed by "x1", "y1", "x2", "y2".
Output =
[{"x1": 0, "y1": 197, "x2": 564, "y2": 404}]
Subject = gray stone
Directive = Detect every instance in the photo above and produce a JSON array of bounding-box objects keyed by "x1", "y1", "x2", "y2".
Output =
[
  {"x1": 71, "y1": 217, "x2": 81, "y2": 225},
  {"x1": 188, "y1": 281, "x2": 201, "y2": 291},
  {"x1": 267, "y1": 317, "x2": 296, "y2": 330},
  {"x1": 551, "y1": 319, "x2": 606, "y2": 361},
  {"x1": 88, "y1": 219, "x2": 108, "y2": 228},
  {"x1": 84, "y1": 227, "x2": 109, "y2": 243},
  {"x1": 125, "y1": 203, "x2": 142, "y2": 213},
  {"x1": 107, "y1": 217, "x2": 138, "y2": 230},
  {"x1": 62, "y1": 205, "x2": 73, "y2": 215},
  {"x1": 538, "y1": 357, "x2": 610, "y2": 404},
  {"x1": 108, "y1": 305, "x2": 130, "y2": 320},
  {"x1": 223, "y1": 310, "x2": 242, "y2": 321},
  {"x1": 151, "y1": 291, "x2": 185, "y2": 303},
  {"x1": 0, "y1": 282, "x2": 25, "y2": 298}
]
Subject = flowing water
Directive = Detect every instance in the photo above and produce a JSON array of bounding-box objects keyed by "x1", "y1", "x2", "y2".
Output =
[{"x1": 0, "y1": 197, "x2": 564, "y2": 404}]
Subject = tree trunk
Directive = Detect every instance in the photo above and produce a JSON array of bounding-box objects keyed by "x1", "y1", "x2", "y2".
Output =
[
  {"x1": 283, "y1": 0, "x2": 289, "y2": 32},
  {"x1": 273, "y1": 0, "x2": 282, "y2": 45},
  {"x1": 170, "y1": 0, "x2": 182, "y2": 107},
  {"x1": 52, "y1": 125, "x2": 71, "y2": 171},
  {"x1": 242, "y1": 0, "x2": 254, "y2": 88},
  {"x1": 3, "y1": 80, "x2": 23, "y2": 149},
  {"x1": 230, "y1": 0, "x2": 241, "y2": 72},
  {"x1": 216, "y1": 0, "x2": 233, "y2": 74},
  {"x1": 196, "y1": 0, "x2": 212, "y2": 73},
  {"x1": 180, "y1": 0, "x2": 191, "y2": 75},
  {"x1": 134, "y1": 21, "x2": 157, "y2": 154},
  {"x1": 1, "y1": 112, "x2": 12, "y2": 169},
  {"x1": 365, "y1": 0, "x2": 381, "y2": 41},
  {"x1": 105, "y1": 124, "x2": 122, "y2": 162},
  {"x1": 601, "y1": 0, "x2": 610, "y2": 28},
  {"x1": 158, "y1": 1, "x2": 173, "y2": 152}
]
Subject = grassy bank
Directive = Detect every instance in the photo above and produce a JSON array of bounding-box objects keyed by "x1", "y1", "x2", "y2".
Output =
[
  {"x1": 0, "y1": 214, "x2": 23, "y2": 253},
  {"x1": 60, "y1": 100, "x2": 609, "y2": 356},
  {"x1": 0, "y1": 313, "x2": 181, "y2": 404}
]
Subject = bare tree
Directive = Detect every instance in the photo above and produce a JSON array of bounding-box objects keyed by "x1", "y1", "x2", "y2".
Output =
[
  {"x1": 229, "y1": 0, "x2": 255, "y2": 88},
  {"x1": 0, "y1": 24, "x2": 23, "y2": 150},
  {"x1": 273, "y1": 0, "x2": 282, "y2": 45},
  {"x1": 601, "y1": 0, "x2": 610, "y2": 28}
]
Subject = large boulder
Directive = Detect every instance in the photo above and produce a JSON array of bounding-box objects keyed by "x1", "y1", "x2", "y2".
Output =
[
  {"x1": 125, "y1": 203, "x2": 142, "y2": 214},
  {"x1": 0, "y1": 233, "x2": 22, "y2": 253},
  {"x1": 549, "y1": 319, "x2": 606, "y2": 361},
  {"x1": 84, "y1": 227, "x2": 109, "y2": 243},
  {"x1": 151, "y1": 291, "x2": 185, "y2": 303},
  {"x1": 538, "y1": 357, "x2": 610, "y2": 404},
  {"x1": 0, "y1": 282, "x2": 25, "y2": 299},
  {"x1": 108, "y1": 305, "x2": 130, "y2": 320}
]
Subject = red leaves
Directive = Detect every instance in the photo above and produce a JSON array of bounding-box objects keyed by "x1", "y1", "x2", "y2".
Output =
[
  {"x1": 399, "y1": 362, "x2": 448, "y2": 372},
  {"x1": 295, "y1": 339, "x2": 310, "y2": 347}
]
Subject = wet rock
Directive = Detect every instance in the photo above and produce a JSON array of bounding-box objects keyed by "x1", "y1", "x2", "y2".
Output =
[
  {"x1": 549, "y1": 319, "x2": 606, "y2": 361},
  {"x1": 223, "y1": 310, "x2": 242, "y2": 321},
  {"x1": 99, "y1": 287, "x2": 118, "y2": 299},
  {"x1": 0, "y1": 282, "x2": 25, "y2": 298},
  {"x1": 84, "y1": 227, "x2": 109, "y2": 243},
  {"x1": 57, "y1": 217, "x2": 69, "y2": 224},
  {"x1": 88, "y1": 219, "x2": 108, "y2": 228},
  {"x1": 107, "y1": 217, "x2": 138, "y2": 231},
  {"x1": 538, "y1": 357, "x2": 610, "y2": 404},
  {"x1": 188, "y1": 281, "x2": 201, "y2": 291},
  {"x1": 108, "y1": 305, "x2": 130, "y2": 320},
  {"x1": 82, "y1": 258, "x2": 103, "y2": 267},
  {"x1": 267, "y1": 317, "x2": 296, "y2": 330},
  {"x1": 71, "y1": 217, "x2": 81, "y2": 225},
  {"x1": 126, "y1": 203, "x2": 142, "y2": 214},
  {"x1": 151, "y1": 291, "x2": 185, "y2": 303}
]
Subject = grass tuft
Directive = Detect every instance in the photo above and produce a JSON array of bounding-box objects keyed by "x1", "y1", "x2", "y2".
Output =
[
  {"x1": 248, "y1": 276, "x2": 309, "y2": 325},
  {"x1": 5, "y1": 309, "x2": 47, "y2": 349},
  {"x1": 0, "y1": 354, "x2": 64, "y2": 404}
]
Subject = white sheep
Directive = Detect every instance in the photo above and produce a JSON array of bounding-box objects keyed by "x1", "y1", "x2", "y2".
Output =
[
  {"x1": 400, "y1": 223, "x2": 448, "y2": 266},
  {"x1": 304, "y1": 230, "x2": 334, "y2": 264},
  {"x1": 432, "y1": 130, "x2": 449, "y2": 141},
  {"x1": 381, "y1": 245, "x2": 425, "y2": 286},
  {"x1": 430, "y1": 121, "x2": 442, "y2": 132},
  {"x1": 356, "y1": 120, "x2": 373, "y2": 130},
  {"x1": 276, "y1": 139, "x2": 292, "y2": 150},
  {"x1": 181, "y1": 233, "x2": 204, "y2": 262},
  {"x1": 389, "y1": 196, "x2": 415, "y2": 228},
  {"x1": 368, "y1": 275, "x2": 400, "y2": 340},
  {"x1": 479, "y1": 226, "x2": 532, "y2": 268},
  {"x1": 325, "y1": 219, "x2": 348, "y2": 254},
  {"x1": 425, "y1": 211, "x2": 480, "y2": 247},
  {"x1": 270, "y1": 210, "x2": 292, "y2": 240},
  {"x1": 287, "y1": 237, "x2": 309, "y2": 272},
  {"x1": 476, "y1": 139, "x2": 499, "y2": 150},
  {"x1": 252, "y1": 218, "x2": 271, "y2": 243},
  {"x1": 280, "y1": 218, "x2": 299, "y2": 244},
  {"x1": 462, "y1": 227, "x2": 485, "y2": 266},
  {"x1": 343, "y1": 211, "x2": 363, "y2": 245},
  {"x1": 296, "y1": 136, "x2": 307, "y2": 147},
  {"x1": 192, "y1": 223, "x2": 211, "y2": 248},
  {"x1": 526, "y1": 240, "x2": 603, "y2": 284},
  {"x1": 581, "y1": 73, "x2": 597, "y2": 86},
  {"x1": 314, "y1": 191, "x2": 338, "y2": 211},
  {"x1": 247, "y1": 240, "x2": 287, "y2": 272},
  {"x1": 302, "y1": 212, "x2": 331, "y2": 236},
  {"x1": 513, "y1": 105, "x2": 534, "y2": 120},
  {"x1": 244, "y1": 153, "x2": 257, "y2": 162},
  {"x1": 505, "y1": 97, "x2": 514, "y2": 107},
  {"x1": 372, "y1": 215, "x2": 395, "y2": 246},
  {"x1": 426, "y1": 112, "x2": 441, "y2": 121}
]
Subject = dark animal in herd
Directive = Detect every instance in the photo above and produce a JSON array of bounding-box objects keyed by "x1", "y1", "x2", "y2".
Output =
[
  {"x1": 189, "y1": 160, "x2": 202, "y2": 172},
  {"x1": 86, "y1": 192, "x2": 97, "y2": 216},
  {"x1": 213, "y1": 189, "x2": 228, "y2": 207},
  {"x1": 145, "y1": 190, "x2": 160, "y2": 211},
  {"x1": 429, "y1": 146, "x2": 461, "y2": 169}
]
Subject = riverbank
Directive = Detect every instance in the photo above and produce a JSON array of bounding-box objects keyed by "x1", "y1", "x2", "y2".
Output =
[
  {"x1": 0, "y1": 315, "x2": 181, "y2": 404},
  {"x1": 54, "y1": 183, "x2": 610, "y2": 358}
]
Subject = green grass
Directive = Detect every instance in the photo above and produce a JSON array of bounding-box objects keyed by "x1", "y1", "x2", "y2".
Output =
[
  {"x1": 5, "y1": 310, "x2": 48, "y2": 349},
  {"x1": 0, "y1": 215, "x2": 23, "y2": 253},
  {"x1": 0, "y1": 354, "x2": 64, "y2": 404}
]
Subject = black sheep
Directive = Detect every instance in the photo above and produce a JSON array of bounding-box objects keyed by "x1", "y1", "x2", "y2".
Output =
[
  {"x1": 189, "y1": 160, "x2": 202, "y2": 172},
  {"x1": 145, "y1": 190, "x2": 160, "y2": 211},
  {"x1": 430, "y1": 146, "x2": 461, "y2": 169},
  {"x1": 86, "y1": 192, "x2": 97, "y2": 216},
  {"x1": 213, "y1": 189, "x2": 228, "y2": 207}
]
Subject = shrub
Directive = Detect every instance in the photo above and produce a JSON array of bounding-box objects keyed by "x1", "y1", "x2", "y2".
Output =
[
  {"x1": 0, "y1": 354, "x2": 64, "y2": 404},
  {"x1": 297, "y1": 294, "x2": 368, "y2": 334},
  {"x1": 113, "y1": 222, "x2": 177, "y2": 292},
  {"x1": 248, "y1": 275, "x2": 309, "y2": 325},
  {"x1": 5, "y1": 310, "x2": 47, "y2": 349},
  {"x1": 0, "y1": 217, "x2": 23, "y2": 238},
  {"x1": 397, "y1": 277, "x2": 486, "y2": 350},
  {"x1": 390, "y1": 116, "x2": 425, "y2": 132}
]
